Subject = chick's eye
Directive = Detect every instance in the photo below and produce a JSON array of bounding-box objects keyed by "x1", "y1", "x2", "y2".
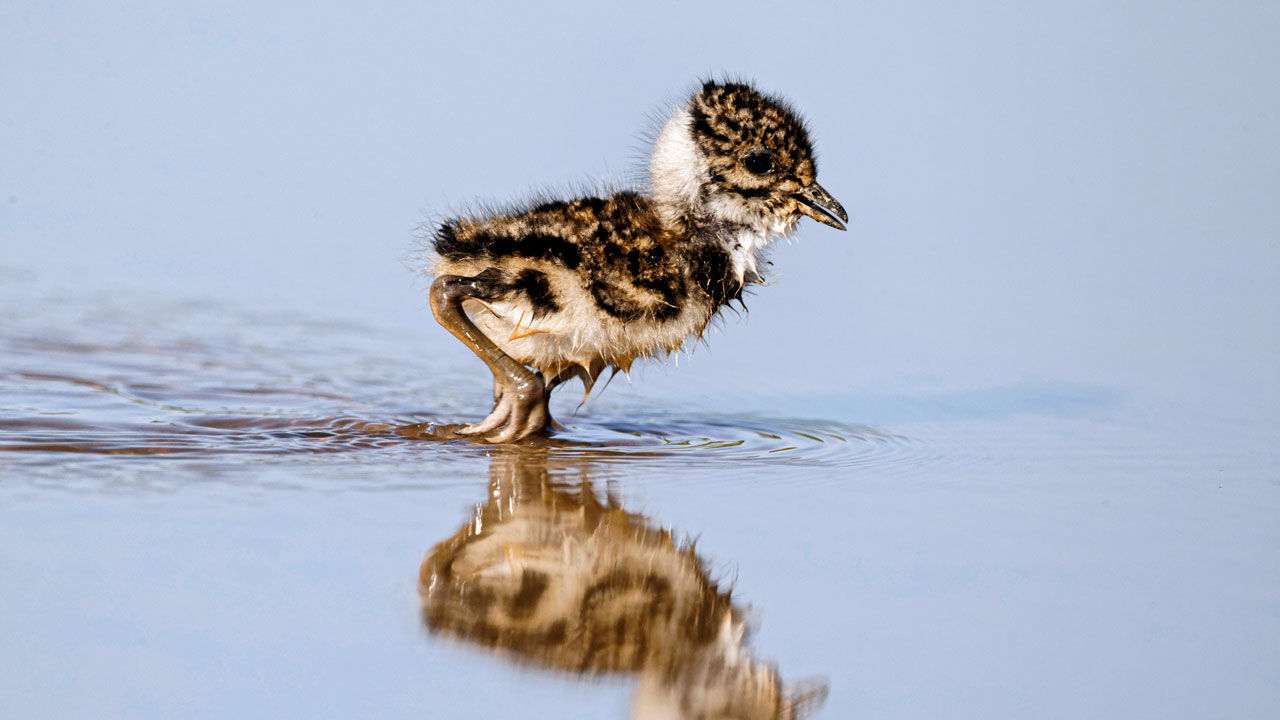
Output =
[{"x1": 742, "y1": 151, "x2": 775, "y2": 175}]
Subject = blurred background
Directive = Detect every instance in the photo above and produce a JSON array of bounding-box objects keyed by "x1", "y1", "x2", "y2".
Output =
[
  {"x1": 2, "y1": 3, "x2": 1278, "y2": 719},
  {"x1": 4, "y1": 1, "x2": 1276, "y2": 409}
]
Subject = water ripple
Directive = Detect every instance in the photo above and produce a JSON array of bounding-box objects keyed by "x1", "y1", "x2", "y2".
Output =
[
  {"x1": 0, "y1": 288, "x2": 978, "y2": 484},
  {"x1": 0, "y1": 403, "x2": 962, "y2": 474}
]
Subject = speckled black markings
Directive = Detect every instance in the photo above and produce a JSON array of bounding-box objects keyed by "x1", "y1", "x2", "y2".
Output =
[
  {"x1": 690, "y1": 81, "x2": 816, "y2": 180},
  {"x1": 589, "y1": 279, "x2": 646, "y2": 322},
  {"x1": 633, "y1": 276, "x2": 684, "y2": 321},
  {"x1": 689, "y1": 106, "x2": 722, "y2": 145},
  {"x1": 427, "y1": 80, "x2": 845, "y2": 441},
  {"x1": 511, "y1": 269, "x2": 559, "y2": 317},
  {"x1": 433, "y1": 223, "x2": 583, "y2": 270},
  {"x1": 432, "y1": 222, "x2": 462, "y2": 256},
  {"x1": 433, "y1": 79, "x2": 824, "y2": 335},
  {"x1": 457, "y1": 267, "x2": 508, "y2": 300},
  {"x1": 530, "y1": 199, "x2": 569, "y2": 213},
  {"x1": 442, "y1": 191, "x2": 703, "y2": 325},
  {"x1": 689, "y1": 243, "x2": 739, "y2": 307}
]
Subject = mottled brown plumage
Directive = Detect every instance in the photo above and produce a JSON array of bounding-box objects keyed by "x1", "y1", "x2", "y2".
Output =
[{"x1": 426, "y1": 80, "x2": 847, "y2": 441}]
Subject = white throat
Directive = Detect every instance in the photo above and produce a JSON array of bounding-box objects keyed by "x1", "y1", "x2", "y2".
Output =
[
  {"x1": 649, "y1": 108, "x2": 707, "y2": 223},
  {"x1": 649, "y1": 106, "x2": 789, "y2": 285},
  {"x1": 727, "y1": 218, "x2": 788, "y2": 284}
]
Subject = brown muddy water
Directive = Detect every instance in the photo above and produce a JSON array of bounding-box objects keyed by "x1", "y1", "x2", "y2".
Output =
[{"x1": 2, "y1": 273, "x2": 1276, "y2": 719}]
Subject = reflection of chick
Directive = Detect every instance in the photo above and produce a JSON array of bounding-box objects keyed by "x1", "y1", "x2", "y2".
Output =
[
  {"x1": 419, "y1": 450, "x2": 827, "y2": 720},
  {"x1": 426, "y1": 80, "x2": 847, "y2": 442}
]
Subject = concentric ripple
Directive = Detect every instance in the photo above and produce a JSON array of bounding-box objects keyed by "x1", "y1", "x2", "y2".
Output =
[
  {"x1": 0, "y1": 364, "x2": 957, "y2": 474},
  {"x1": 394, "y1": 410, "x2": 940, "y2": 469},
  {"x1": 0, "y1": 284, "x2": 972, "y2": 481}
]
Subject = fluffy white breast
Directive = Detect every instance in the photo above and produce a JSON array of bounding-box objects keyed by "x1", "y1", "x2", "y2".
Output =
[{"x1": 726, "y1": 217, "x2": 789, "y2": 284}]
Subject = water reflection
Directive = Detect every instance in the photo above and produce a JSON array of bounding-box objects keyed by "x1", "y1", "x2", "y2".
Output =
[{"x1": 419, "y1": 449, "x2": 827, "y2": 719}]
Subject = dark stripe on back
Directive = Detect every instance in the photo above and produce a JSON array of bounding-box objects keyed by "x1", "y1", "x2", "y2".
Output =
[
  {"x1": 589, "y1": 280, "x2": 645, "y2": 322},
  {"x1": 512, "y1": 269, "x2": 560, "y2": 317},
  {"x1": 434, "y1": 223, "x2": 583, "y2": 270},
  {"x1": 633, "y1": 276, "x2": 683, "y2": 321}
]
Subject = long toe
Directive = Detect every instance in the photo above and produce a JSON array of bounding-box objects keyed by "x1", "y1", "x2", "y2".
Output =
[
  {"x1": 457, "y1": 395, "x2": 513, "y2": 436},
  {"x1": 516, "y1": 402, "x2": 551, "y2": 438},
  {"x1": 487, "y1": 399, "x2": 549, "y2": 444},
  {"x1": 482, "y1": 378, "x2": 550, "y2": 443}
]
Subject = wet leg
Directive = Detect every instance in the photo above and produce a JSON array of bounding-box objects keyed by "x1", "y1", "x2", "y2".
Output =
[{"x1": 429, "y1": 274, "x2": 550, "y2": 442}]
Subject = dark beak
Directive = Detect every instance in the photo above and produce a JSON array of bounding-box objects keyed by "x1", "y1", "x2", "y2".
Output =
[{"x1": 793, "y1": 182, "x2": 848, "y2": 231}]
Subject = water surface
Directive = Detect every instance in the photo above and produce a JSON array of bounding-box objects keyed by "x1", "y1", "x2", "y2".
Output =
[
  {"x1": 1, "y1": 273, "x2": 1275, "y2": 719},
  {"x1": 3, "y1": 3, "x2": 1278, "y2": 717}
]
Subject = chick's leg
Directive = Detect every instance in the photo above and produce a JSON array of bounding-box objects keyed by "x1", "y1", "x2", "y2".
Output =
[{"x1": 430, "y1": 274, "x2": 550, "y2": 442}]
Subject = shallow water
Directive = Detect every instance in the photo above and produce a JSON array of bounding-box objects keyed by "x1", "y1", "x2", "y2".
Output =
[
  {"x1": 2, "y1": 271, "x2": 1276, "y2": 719},
  {"x1": 0, "y1": 274, "x2": 964, "y2": 478},
  {"x1": 4, "y1": 3, "x2": 1280, "y2": 715}
]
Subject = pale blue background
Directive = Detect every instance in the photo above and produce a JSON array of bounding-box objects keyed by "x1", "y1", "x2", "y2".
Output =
[
  {"x1": 2, "y1": 3, "x2": 1278, "y2": 719},
  {"x1": 5, "y1": 2, "x2": 1276, "y2": 404}
]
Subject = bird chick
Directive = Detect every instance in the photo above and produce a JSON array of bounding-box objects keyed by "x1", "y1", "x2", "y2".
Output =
[{"x1": 427, "y1": 80, "x2": 847, "y2": 442}]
